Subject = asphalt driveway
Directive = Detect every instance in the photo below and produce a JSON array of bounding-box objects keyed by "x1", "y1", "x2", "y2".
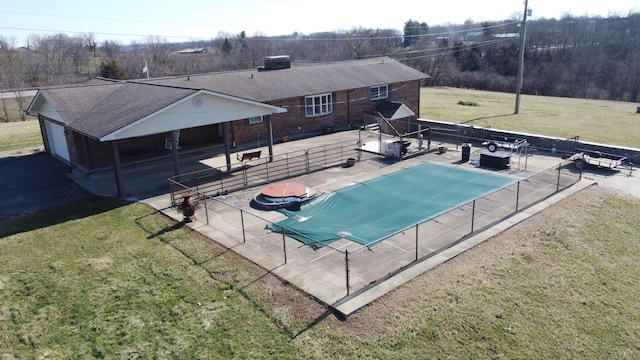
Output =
[{"x1": 0, "y1": 152, "x2": 91, "y2": 220}]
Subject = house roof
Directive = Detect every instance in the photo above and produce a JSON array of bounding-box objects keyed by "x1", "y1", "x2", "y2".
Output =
[
  {"x1": 137, "y1": 57, "x2": 428, "y2": 102},
  {"x1": 27, "y1": 57, "x2": 427, "y2": 141},
  {"x1": 374, "y1": 101, "x2": 416, "y2": 120},
  {"x1": 72, "y1": 83, "x2": 199, "y2": 140},
  {"x1": 30, "y1": 82, "x2": 199, "y2": 140}
]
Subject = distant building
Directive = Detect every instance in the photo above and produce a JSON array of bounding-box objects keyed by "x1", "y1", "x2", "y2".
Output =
[{"x1": 175, "y1": 48, "x2": 207, "y2": 54}]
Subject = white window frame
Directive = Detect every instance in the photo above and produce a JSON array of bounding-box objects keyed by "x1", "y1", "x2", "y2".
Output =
[
  {"x1": 370, "y1": 84, "x2": 388, "y2": 100},
  {"x1": 305, "y1": 93, "x2": 333, "y2": 117},
  {"x1": 248, "y1": 115, "x2": 263, "y2": 124}
]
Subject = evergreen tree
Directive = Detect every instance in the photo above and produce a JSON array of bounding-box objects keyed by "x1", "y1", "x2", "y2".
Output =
[
  {"x1": 99, "y1": 59, "x2": 125, "y2": 80},
  {"x1": 403, "y1": 19, "x2": 429, "y2": 47},
  {"x1": 222, "y1": 38, "x2": 233, "y2": 55}
]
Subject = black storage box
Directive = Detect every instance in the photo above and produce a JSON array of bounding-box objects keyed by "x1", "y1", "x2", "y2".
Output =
[{"x1": 480, "y1": 152, "x2": 510, "y2": 170}]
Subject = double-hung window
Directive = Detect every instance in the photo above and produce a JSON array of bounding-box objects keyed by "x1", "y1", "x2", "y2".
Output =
[
  {"x1": 370, "y1": 85, "x2": 388, "y2": 100},
  {"x1": 305, "y1": 93, "x2": 333, "y2": 117}
]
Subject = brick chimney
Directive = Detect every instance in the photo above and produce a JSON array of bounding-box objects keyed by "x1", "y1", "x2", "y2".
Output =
[{"x1": 263, "y1": 55, "x2": 291, "y2": 70}]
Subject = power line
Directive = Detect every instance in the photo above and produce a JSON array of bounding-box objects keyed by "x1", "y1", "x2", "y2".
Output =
[
  {"x1": 0, "y1": 10, "x2": 224, "y2": 28},
  {"x1": 0, "y1": 26, "x2": 204, "y2": 42},
  {"x1": 0, "y1": 17, "x2": 520, "y2": 44},
  {"x1": 369, "y1": 37, "x2": 518, "y2": 63}
]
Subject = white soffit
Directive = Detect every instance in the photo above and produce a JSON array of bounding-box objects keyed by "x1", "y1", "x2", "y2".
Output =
[
  {"x1": 101, "y1": 90, "x2": 287, "y2": 141},
  {"x1": 27, "y1": 92, "x2": 66, "y2": 123}
]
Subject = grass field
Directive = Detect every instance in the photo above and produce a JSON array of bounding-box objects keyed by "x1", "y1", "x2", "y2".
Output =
[
  {"x1": 2, "y1": 187, "x2": 639, "y2": 358},
  {"x1": 0, "y1": 94, "x2": 37, "y2": 152},
  {"x1": 2, "y1": 88, "x2": 640, "y2": 358},
  {"x1": 0, "y1": 199, "x2": 319, "y2": 358},
  {"x1": 421, "y1": 87, "x2": 640, "y2": 148},
  {"x1": 1, "y1": 88, "x2": 638, "y2": 153},
  {"x1": 1, "y1": 95, "x2": 32, "y2": 123},
  {"x1": 0, "y1": 120, "x2": 41, "y2": 152}
]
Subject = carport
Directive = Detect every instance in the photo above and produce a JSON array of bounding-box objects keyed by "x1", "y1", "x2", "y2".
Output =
[{"x1": 27, "y1": 82, "x2": 287, "y2": 197}]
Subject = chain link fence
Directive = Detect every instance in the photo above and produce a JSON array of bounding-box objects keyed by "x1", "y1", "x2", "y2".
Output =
[{"x1": 169, "y1": 144, "x2": 582, "y2": 304}]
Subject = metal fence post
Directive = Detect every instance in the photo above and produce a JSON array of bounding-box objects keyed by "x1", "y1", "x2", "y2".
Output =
[
  {"x1": 286, "y1": 154, "x2": 290, "y2": 177},
  {"x1": 169, "y1": 181, "x2": 175, "y2": 206},
  {"x1": 242, "y1": 167, "x2": 248, "y2": 187},
  {"x1": 415, "y1": 223, "x2": 419, "y2": 261},
  {"x1": 305, "y1": 150, "x2": 310, "y2": 173},
  {"x1": 281, "y1": 227, "x2": 287, "y2": 264},
  {"x1": 204, "y1": 196, "x2": 209, "y2": 225},
  {"x1": 471, "y1": 199, "x2": 476, "y2": 233},
  {"x1": 240, "y1": 209, "x2": 246, "y2": 243},
  {"x1": 515, "y1": 181, "x2": 521, "y2": 212},
  {"x1": 195, "y1": 171, "x2": 199, "y2": 194},
  {"x1": 345, "y1": 249, "x2": 350, "y2": 296},
  {"x1": 324, "y1": 145, "x2": 328, "y2": 167},
  {"x1": 265, "y1": 159, "x2": 271, "y2": 183},
  {"x1": 556, "y1": 163, "x2": 561, "y2": 192}
]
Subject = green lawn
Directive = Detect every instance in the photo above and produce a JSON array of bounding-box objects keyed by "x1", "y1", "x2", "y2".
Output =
[
  {"x1": 0, "y1": 199, "x2": 306, "y2": 358},
  {"x1": 421, "y1": 87, "x2": 640, "y2": 148},
  {"x1": 2, "y1": 88, "x2": 639, "y2": 153},
  {"x1": 2, "y1": 88, "x2": 640, "y2": 358},
  {"x1": 0, "y1": 119, "x2": 41, "y2": 152},
  {"x1": 1, "y1": 188, "x2": 639, "y2": 358}
]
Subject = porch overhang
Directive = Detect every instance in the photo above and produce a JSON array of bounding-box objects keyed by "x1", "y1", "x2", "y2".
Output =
[{"x1": 100, "y1": 89, "x2": 287, "y2": 142}]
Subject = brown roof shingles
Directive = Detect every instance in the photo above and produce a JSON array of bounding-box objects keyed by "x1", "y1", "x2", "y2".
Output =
[
  {"x1": 71, "y1": 83, "x2": 196, "y2": 140},
  {"x1": 35, "y1": 57, "x2": 427, "y2": 140},
  {"x1": 39, "y1": 82, "x2": 196, "y2": 140},
  {"x1": 140, "y1": 57, "x2": 428, "y2": 102}
]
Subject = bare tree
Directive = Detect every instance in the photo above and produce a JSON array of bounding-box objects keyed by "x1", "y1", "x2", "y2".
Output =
[
  {"x1": 27, "y1": 33, "x2": 87, "y2": 85},
  {"x1": 145, "y1": 36, "x2": 172, "y2": 70},
  {"x1": 2, "y1": 12, "x2": 640, "y2": 103},
  {"x1": 81, "y1": 32, "x2": 97, "y2": 57},
  {"x1": 0, "y1": 36, "x2": 30, "y2": 121},
  {"x1": 68, "y1": 35, "x2": 89, "y2": 75},
  {"x1": 100, "y1": 40, "x2": 121, "y2": 58},
  {"x1": 240, "y1": 32, "x2": 268, "y2": 68}
]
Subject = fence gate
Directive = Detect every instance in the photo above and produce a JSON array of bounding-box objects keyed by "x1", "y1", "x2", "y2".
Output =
[{"x1": 564, "y1": 136, "x2": 580, "y2": 154}]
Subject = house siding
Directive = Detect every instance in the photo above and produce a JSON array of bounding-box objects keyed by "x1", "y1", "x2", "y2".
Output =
[
  {"x1": 229, "y1": 79, "x2": 422, "y2": 145},
  {"x1": 231, "y1": 115, "x2": 271, "y2": 146},
  {"x1": 69, "y1": 124, "x2": 222, "y2": 170},
  {"x1": 34, "y1": 57, "x2": 426, "y2": 175},
  {"x1": 62, "y1": 79, "x2": 422, "y2": 170}
]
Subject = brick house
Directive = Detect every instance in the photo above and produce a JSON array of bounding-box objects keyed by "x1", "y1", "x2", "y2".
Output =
[{"x1": 27, "y1": 56, "x2": 428, "y2": 196}]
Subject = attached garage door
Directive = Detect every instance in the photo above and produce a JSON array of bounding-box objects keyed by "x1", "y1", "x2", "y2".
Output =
[{"x1": 45, "y1": 121, "x2": 70, "y2": 162}]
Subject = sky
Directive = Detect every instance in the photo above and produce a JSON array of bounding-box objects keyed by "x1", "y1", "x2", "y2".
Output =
[{"x1": 1, "y1": 0, "x2": 639, "y2": 46}]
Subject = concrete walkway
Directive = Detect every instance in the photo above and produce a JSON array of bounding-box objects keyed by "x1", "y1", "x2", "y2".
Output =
[
  {"x1": 134, "y1": 129, "x2": 607, "y2": 316},
  {"x1": 3, "y1": 129, "x2": 633, "y2": 315},
  {"x1": 332, "y1": 178, "x2": 595, "y2": 315},
  {"x1": 141, "y1": 173, "x2": 595, "y2": 316},
  {"x1": 1, "y1": 129, "x2": 634, "y2": 315}
]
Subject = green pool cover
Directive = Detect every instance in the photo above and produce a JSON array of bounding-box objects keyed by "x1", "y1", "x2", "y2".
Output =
[{"x1": 269, "y1": 162, "x2": 515, "y2": 248}]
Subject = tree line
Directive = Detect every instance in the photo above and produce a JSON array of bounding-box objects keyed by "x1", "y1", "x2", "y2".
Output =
[{"x1": 1, "y1": 11, "x2": 639, "y2": 122}]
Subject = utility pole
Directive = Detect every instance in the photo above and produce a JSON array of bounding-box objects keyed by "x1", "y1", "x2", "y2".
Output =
[{"x1": 514, "y1": 0, "x2": 529, "y2": 114}]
